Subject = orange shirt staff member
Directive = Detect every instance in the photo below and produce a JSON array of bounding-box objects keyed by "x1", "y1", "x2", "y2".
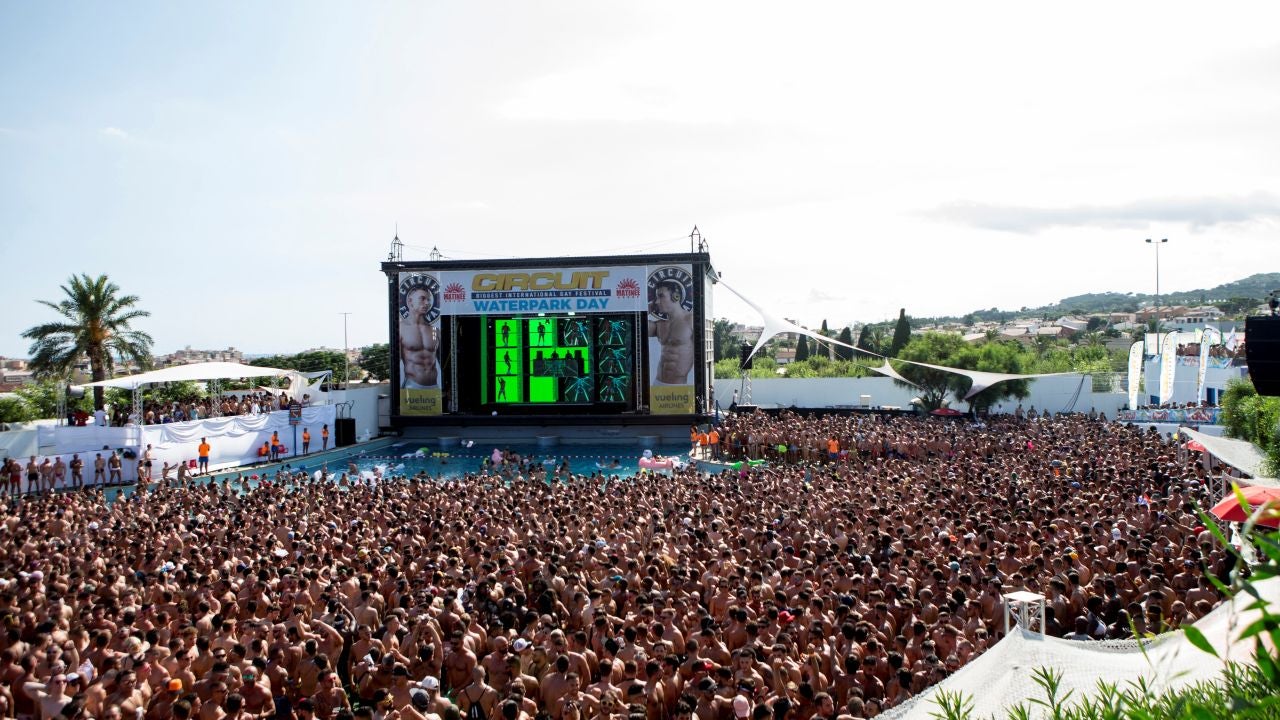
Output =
[
  {"x1": 198, "y1": 437, "x2": 211, "y2": 474},
  {"x1": 270, "y1": 431, "x2": 281, "y2": 462},
  {"x1": 302, "y1": 428, "x2": 311, "y2": 455},
  {"x1": 321, "y1": 424, "x2": 330, "y2": 451}
]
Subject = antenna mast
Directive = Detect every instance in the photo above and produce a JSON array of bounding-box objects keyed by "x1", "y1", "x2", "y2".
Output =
[{"x1": 388, "y1": 225, "x2": 404, "y2": 262}]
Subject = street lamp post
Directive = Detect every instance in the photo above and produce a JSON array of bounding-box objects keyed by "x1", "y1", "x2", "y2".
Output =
[
  {"x1": 1145, "y1": 238, "x2": 1168, "y2": 330},
  {"x1": 340, "y1": 312, "x2": 351, "y2": 389}
]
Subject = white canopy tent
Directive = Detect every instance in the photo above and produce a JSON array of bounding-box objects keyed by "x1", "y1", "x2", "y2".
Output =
[
  {"x1": 80, "y1": 362, "x2": 336, "y2": 473},
  {"x1": 80, "y1": 362, "x2": 305, "y2": 424},
  {"x1": 1178, "y1": 425, "x2": 1280, "y2": 489},
  {"x1": 883, "y1": 576, "x2": 1280, "y2": 719},
  {"x1": 80, "y1": 361, "x2": 292, "y2": 390}
]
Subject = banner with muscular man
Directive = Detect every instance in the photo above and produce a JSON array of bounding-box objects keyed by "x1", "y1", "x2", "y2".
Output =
[
  {"x1": 398, "y1": 272, "x2": 443, "y2": 416},
  {"x1": 646, "y1": 265, "x2": 695, "y2": 414}
]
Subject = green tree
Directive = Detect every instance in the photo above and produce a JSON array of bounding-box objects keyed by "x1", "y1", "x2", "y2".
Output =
[
  {"x1": 893, "y1": 333, "x2": 1033, "y2": 412},
  {"x1": 795, "y1": 335, "x2": 810, "y2": 362},
  {"x1": 22, "y1": 274, "x2": 153, "y2": 410},
  {"x1": 1215, "y1": 297, "x2": 1261, "y2": 316},
  {"x1": 889, "y1": 308, "x2": 912, "y2": 356},
  {"x1": 359, "y1": 343, "x2": 391, "y2": 382},
  {"x1": 250, "y1": 350, "x2": 348, "y2": 386},
  {"x1": 820, "y1": 319, "x2": 830, "y2": 337},
  {"x1": 13, "y1": 379, "x2": 92, "y2": 419},
  {"x1": 0, "y1": 397, "x2": 35, "y2": 424},
  {"x1": 856, "y1": 325, "x2": 872, "y2": 352},
  {"x1": 711, "y1": 318, "x2": 739, "y2": 362},
  {"x1": 1220, "y1": 379, "x2": 1280, "y2": 475},
  {"x1": 836, "y1": 327, "x2": 855, "y2": 361},
  {"x1": 951, "y1": 340, "x2": 1032, "y2": 411},
  {"x1": 892, "y1": 332, "x2": 967, "y2": 410}
]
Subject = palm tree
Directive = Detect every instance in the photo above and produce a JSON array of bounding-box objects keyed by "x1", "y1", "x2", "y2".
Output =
[{"x1": 22, "y1": 274, "x2": 153, "y2": 409}]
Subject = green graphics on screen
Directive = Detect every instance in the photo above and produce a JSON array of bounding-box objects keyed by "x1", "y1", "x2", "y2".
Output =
[
  {"x1": 486, "y1": 316, "x2": 636, "y2": 405},
  {"x1": 494, "y1": 319, "x2": 523, "y2": 404},
  {"x1": 594, "y1": 317, "x2": 632, "y2": 403}
]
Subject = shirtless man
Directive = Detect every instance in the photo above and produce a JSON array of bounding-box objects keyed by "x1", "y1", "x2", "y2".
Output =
[
  {"x1": 457, "y1": 666, "x2": 498, "y2": 720},
  {"x1": 22, "y1": 673, "x2": 72, "y2": 720},
  {"x1": 648, "y1": 282, "x2": 693, "y2": 384},
  {"x1": 92, "y1": 452, "x2": 105, "y2": 485},
  {"x1": 69, "y1": 454, "x2": 84, "y2": 488},
  {"x1": 400, "y1": 287, "x2": 440, "y2": 388},
  {"x1": 26, "y1": 456, "x2": 39, "y2": 494},
  {"x1": 108, "y1": 452, "x2": 123, "y2": 484}
]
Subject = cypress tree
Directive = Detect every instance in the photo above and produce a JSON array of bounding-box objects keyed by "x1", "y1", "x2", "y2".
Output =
[{"x1": 889, "y1": 308, "x2": 912, "y2": 356}]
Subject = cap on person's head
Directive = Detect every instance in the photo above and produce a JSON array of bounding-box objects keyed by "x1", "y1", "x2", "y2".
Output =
[
  {"x1": 168, "y1": 678, "x2": 184, "y2": 692},
  {"x1": 733, "y1": 697, "x2": 751, "y2": 718},
  {"x1": 513, "y1": 638, "x2": 531, "y2": 652},
  {"x1": 411, "y1": 688, "x2": 431, "y2": 709},
  {"x1": 420, "y1": 676, "x2": 441, "y2": 691},
  {"x1": 777, "y1": 611, "x2": 794, "y2": 625}
]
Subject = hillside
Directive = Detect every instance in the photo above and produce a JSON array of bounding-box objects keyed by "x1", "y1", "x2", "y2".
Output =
[
  {"x1": 1053, "y1": 272, "x2": 1280, "y2": 314},
  {"x1": 910, "y1": 272, "x2": 1279, "y2": 327}
]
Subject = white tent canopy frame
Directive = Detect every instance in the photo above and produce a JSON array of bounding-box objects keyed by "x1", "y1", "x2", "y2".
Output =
[
  {"x1": 718, "y1": 280, "x2": 1067, "y2": 402},
  {"x1": 80, "y1": 361, "x2": 293, "y2": 390},
  {"x1": 80, "y1": 361, "x2": 305, "y2": 421},
  {"x1": 1178, "y1": 425, "x2": 1280, "y2": 489}
]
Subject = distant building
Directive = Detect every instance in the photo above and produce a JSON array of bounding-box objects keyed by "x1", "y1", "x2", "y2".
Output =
[
  {"x1": 1168, "y1": 306, "x2": 1225, "y2": 331},
  {"x1": 155, "y1": 346, "x2": 244, "y2": 366},
  {"x1": 729, "y1": 323, "x2": 764, "y2": 343},
  {"x1": 0, "y1": 369, "x2": 35, "y2": 393}
]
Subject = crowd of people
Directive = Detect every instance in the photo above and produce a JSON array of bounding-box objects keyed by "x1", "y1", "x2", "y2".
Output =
[
  {"x1": 78, "y1": 392, "x2": 301, "y2": 428},
  {"x1": 0, "y1": 411, "x2": 1238, "y2": 720}
]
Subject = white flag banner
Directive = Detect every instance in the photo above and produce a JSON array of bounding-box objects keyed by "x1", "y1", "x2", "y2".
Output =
[
  {"x1": 1158, "y1": 332, "x2": 1179, "y2": 405},
  {"x1": 1197, "y1": 327, "x2": 1221, "y2": 402},
  {"x1": 1127, "y1": 341, "x2": 1144, "y2": 410}
]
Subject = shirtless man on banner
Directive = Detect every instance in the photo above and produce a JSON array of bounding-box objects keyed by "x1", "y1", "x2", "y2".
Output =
[
  {"x1": 400, "y1": 287, "x2": 440, "y2": 388},
  {"x1": 648, "y1": 281, "x2": 694, "y2": 384}
]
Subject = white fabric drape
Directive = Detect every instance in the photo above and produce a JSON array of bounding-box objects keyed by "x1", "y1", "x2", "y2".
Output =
[{"x1": 140, "y1": 406, "x2": 337, "y2": 471}]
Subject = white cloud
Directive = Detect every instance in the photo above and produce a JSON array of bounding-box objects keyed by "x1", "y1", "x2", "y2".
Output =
[
  {"x1": 923, "y1": 193, "x2": 1280, "y2": 233},
  {"x1": 99, "y1": 127, "x2": 130, "y2": 139}
]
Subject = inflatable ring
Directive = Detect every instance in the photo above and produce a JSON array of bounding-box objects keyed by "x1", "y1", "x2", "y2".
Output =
[{"x1": 638, "y1": 456, "x2": 676, "y2": 470}]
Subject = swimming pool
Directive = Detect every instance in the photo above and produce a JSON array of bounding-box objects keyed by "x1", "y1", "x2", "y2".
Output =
[{"x1": 337, "y1": 439, "x2": 691, "y2": 479}]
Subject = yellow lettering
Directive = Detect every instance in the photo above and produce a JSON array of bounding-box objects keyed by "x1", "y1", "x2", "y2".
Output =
[{"x1": 471, "y1": 270, "x2": 613, "y2": 292}]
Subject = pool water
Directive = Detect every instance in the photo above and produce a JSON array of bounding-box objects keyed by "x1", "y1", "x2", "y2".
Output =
[{"x1": 341, "y1": 440, "x2": 691, "y2": 479}]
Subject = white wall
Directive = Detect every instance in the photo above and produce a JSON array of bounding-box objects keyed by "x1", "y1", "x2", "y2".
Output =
[
  {"x1": 713, "y1": 374, "x2": 1129, "y2": 416},
  {"x1": 1142, "y1": 356, "x2": 1247, "y2": 405},
  {"x1": 332, "y1": 383, "x2": 387, "y2": 441}
]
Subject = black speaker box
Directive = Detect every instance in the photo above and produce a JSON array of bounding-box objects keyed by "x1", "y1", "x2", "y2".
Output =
[
  {"x1": 334, "y1": 418, "x2": 357, "y2": 447},
  {"x1": 1245, "y1": 315, "x2": 1280, "y2": 396},
  {"x1": 739, "y1": 343, "x2": 754, "y2": 371}
]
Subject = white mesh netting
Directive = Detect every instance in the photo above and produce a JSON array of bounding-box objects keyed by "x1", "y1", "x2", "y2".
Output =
[{"x1": 881, "y1": 576, "x2": 1280, "y2": 719}]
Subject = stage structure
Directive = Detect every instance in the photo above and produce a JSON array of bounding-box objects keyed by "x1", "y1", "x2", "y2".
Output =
[{"x1": 382, "y1": 252, "x2": 716, "y2": 426}]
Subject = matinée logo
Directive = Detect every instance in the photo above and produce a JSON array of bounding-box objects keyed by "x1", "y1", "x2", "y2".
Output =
[
  {"x1": 443, "y1": 282, "x2": 465, "y2": 303},
  {"x1": 616, "y1": 278, "x2": 641, "y2": 298}
]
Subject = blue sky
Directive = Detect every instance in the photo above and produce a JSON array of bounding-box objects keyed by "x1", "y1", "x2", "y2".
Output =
[{"x1": 3, "y1": 2, "x2": 1279, "y2": 358}]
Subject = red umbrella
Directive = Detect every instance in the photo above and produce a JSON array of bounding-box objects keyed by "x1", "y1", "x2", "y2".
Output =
[
  {"x1": 1184, "y1": 439, "x2": 1207, "y2": 452},
  {"x1": 1209, "y1": 486, "x2": 1280, "y2": 527},
  {"x1": 931, "y1": 407, "x2": 963, "y2": 416}
]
